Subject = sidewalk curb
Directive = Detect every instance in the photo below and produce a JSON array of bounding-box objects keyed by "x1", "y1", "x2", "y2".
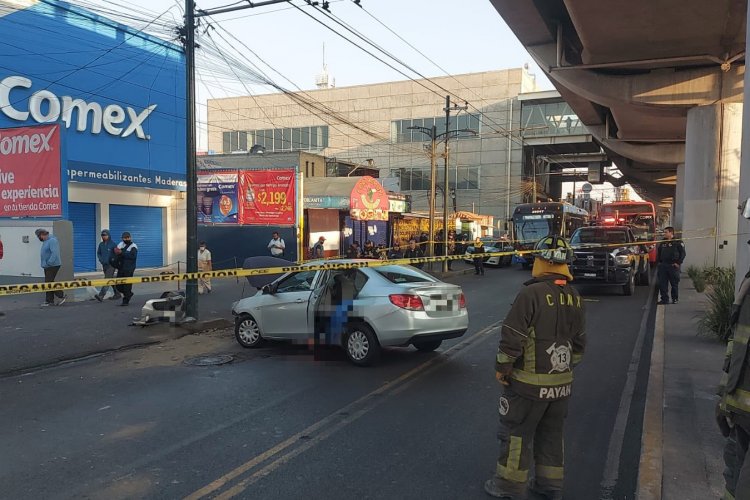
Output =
[
  {"x1": 637, "y1": 304, "x2": 665, "y2": 499},
  {"x1": 0, "y1": 316, "x2": 232, "y2": 378}
]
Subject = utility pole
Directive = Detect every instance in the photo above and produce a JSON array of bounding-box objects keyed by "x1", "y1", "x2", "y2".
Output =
[
  {"x1": 184, "y1": 0, "x2": 198, "y2": 319},
  {"x1": 443, "y1": 95, "x2": 468, "y2": 272},
  {"x1": 182, "y1": 0, "x2": 298, "y2": 319}
]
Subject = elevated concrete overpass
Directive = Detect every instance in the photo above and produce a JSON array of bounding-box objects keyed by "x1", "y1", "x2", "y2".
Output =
[{"x1": 490, "y1": 0, "x2": 749, "y2": 270}]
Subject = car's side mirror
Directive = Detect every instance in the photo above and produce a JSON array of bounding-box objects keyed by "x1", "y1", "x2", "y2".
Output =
[
  {"x1": 262, "y1": 284, "x2": 276, "y2": 295},
  {"x1": 742, "y1": 197, "x2": 750, "y2": 219}
]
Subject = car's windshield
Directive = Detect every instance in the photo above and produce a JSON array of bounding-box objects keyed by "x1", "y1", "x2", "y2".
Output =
[
  {"x1": 375, "y1": 265, "x2": 436, "y2": 284},
  {"x1": 628, "y1": 214, "x2": 655, "y2": 240},
  {"x1": 571, "y1": 229, "x2": 628, "y2": 246}
]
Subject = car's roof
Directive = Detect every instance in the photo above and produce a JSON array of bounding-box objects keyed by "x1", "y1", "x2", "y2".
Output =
[{"x1": 581, "y1": 225, "x2": 630, "y2": 231}]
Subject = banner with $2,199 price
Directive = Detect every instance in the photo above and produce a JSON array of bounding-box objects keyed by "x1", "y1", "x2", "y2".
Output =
[{"x1": 238, "y1": 169, "x2": 296, "y2": 225}]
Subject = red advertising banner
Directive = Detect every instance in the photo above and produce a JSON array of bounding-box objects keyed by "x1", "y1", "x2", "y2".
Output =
[
  {"x1": 350, "y1": 176, "x2": 389, "y2": 221},
  {"x1": 0, "y1": 124, "x2": 62, "y2": 217},
  {"x1": 238, "y1": 169, "x2": 296, "y2": 225}
]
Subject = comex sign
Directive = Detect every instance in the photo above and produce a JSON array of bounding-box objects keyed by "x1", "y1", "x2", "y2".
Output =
[{"x1": 0, "y1": 76, "x2": 156, "y2": 140}]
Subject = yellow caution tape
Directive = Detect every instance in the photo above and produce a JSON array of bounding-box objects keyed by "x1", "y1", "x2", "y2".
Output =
[{"x1": 0, "y1": 232, "x2": 733, "y2": 297}]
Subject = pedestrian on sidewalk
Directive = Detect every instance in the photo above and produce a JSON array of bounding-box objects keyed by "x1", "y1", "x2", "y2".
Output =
[
  {"x1": 95, "y1": 229, "x2": 121, "y2": 302},
  {"x1": 717, "y1": 238, "x2": 750, "y2": 499},
  {"x1": 656, "y1": 226, "x2": 685, "y2": 304},
  {"x1": 112, "y1": 232, "x2": 137, "y2": 306},
  {"x1": 472, "y1": 237, "x2": 485, "y2": 276},
  {"x1": 485, "y1": 235, "x2": 585, "y2": 500},
  {"x1": 387, "y1": 242, "x2": 403, "y2": 260},
  {"x1": 447, "y1": 232, "x2": 456, "y2": 271},
  {"x1": 35, "y1": 229, "x2": 65, "y2": 307},
  {"x1": 267, "y1": 231, "x2": 285, "y2": 257},
  {"x1": 198, "y1": 241, "x2": 212, "y2": 294},
  {"x1": 310, "y1": 236, "x2": 326, "y2": 260},
  {"x1": 403, "y1": 239, "x2": 424, "y2": 269}
]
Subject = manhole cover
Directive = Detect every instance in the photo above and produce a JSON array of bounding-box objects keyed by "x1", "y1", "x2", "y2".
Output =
[{"x1": 184, "y1": 354, "x2": 234, "y2": 367}]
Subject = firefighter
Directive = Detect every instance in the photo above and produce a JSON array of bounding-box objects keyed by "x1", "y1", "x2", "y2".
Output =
[
  {"x1": 717, "y1": 239, "x2": 750, "y2": 499},
  {"x1": 656, "y1": 226, "x2": 686, "y2": 304},
  {"x1": 485, "y1": 235, "x2": 586, "y2": 500}
]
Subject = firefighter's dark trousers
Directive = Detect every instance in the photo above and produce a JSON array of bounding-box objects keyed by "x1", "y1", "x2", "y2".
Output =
[
  {"x1": 723, "y1": 415, "x2": 750, "y2": 500},
  {"x1": 494, "y1": 388, "x2": 568, "y2": 496}
]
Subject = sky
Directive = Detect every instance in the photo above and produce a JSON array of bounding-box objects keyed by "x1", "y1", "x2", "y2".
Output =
[{"x1": 77, "y1": 0, "x2": 629, "y2": 202}]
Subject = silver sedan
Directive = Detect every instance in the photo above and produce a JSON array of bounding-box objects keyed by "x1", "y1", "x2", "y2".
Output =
[{"x1": 231, "y1": 261, "x2": 469, "y2": 366}]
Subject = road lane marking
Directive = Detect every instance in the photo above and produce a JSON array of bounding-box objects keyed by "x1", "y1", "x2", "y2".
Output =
[
  {"x1": 636, "y1": 304, "x2": 664, "y2": 500},
  {"x1": 185, "y1": 321, "x2": 502, "y2": 500},
  {"x1": 600, "y1": 276, "x2": 657, "y2": 498}
]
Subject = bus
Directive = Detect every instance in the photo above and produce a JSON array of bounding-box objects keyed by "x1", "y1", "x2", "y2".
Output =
[
  {"x1": 511, "y1": 202, "x2": 589, "y2": 268},
  {"x1": 599, "y1": 201, "x2": 657, "y2": 265}
]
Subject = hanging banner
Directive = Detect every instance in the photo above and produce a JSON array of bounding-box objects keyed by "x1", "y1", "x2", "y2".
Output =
[
  {"x1": 350, "y1": 176, "x2": 389, "y2": 221},
  {"x1": 197, "y1": 170, "x2": 238, "y2": 224},
  {"x1": 0, "y1": 124, "x2": 63, "y2": 217},
  {"x1": 238, "y1": 169, "x2": 296, "y2": 225}
]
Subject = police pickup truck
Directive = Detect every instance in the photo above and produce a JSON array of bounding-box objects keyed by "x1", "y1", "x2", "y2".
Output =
[{"x1": 569, "y1": 225, "x2": 650, "y2": 296}]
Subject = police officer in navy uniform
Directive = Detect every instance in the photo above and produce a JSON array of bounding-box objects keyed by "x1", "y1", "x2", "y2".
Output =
[
  {"x1": 656, "y1": 226, "x2": 686, "y2": 305},
  {"x1": 484, "y1": 235, "x2": 586, "y2": 500}
]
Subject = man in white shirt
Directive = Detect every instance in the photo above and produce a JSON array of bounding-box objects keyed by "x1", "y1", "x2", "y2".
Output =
[
  {"x1": 268, "y1": 231, "x2": 285, "y2": 257},
  {"x1": 198, "y1": 241, "x2": 212, "y2": 294}
]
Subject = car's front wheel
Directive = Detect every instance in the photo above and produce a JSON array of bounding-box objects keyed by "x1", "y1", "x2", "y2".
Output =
[
  {"x1": 344, "y1": 323, "x2": 381, "y2": 366},
  {"x1": 623, "y1": 269, "x2": 635, "y2": 296},
  {"x1": 414, "y1": 339, "x2": 442, "y2": 352},
  {"x1": 235, "y1": 314, "x2": 264, "y2": 348}
]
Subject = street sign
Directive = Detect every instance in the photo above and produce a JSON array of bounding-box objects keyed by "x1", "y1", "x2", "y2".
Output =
[{"x1": 582, "y1": 183, "x2": 593, "y2": 193}]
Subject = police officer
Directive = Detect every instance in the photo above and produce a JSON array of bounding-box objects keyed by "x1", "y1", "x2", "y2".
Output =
[
  {"x1": 485, "y1": 235, "x2": 586, "y2": 500},
  {"x1": 717, "y1": 237, "x2": 750, "y2": 499},
  {"x1": 656, "y1": 226, "x2": 686, "y2": 305}
]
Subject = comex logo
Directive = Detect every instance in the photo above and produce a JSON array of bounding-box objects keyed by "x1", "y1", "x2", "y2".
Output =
[{"x1": 0, "y1": 76, "x2": 156, "y2": 140}]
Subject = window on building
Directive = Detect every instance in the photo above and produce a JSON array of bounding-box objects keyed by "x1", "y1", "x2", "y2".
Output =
[
  {"x1": 396, "y1": 166, "x2": 480, "y2": 191},
  {"x1": 222, "y1": 125, "x2": 330, "y2": 153},
  {"x1": 392, "y1": 114, "x2": 482, "y2": 143}
]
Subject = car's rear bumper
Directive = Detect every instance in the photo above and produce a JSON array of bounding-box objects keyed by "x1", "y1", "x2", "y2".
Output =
[
  {"x1": 405, "y1": 329, "x2": 467, "y2": 345},
  {"x1": 373, "y1": 307, "x2": 469, "y2": 347}
]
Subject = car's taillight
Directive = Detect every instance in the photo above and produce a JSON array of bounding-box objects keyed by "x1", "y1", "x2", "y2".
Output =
[
  {"x1": 459, "y1": 293, "x2": 467, "y2": 309},
  {"x1": 389, "y1": 294, "x2": 424, "y2": 311}
]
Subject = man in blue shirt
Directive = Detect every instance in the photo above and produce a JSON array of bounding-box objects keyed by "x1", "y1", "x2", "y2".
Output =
[{"x1": 35, "y1": 229, "x2": 65, "y2": 307}]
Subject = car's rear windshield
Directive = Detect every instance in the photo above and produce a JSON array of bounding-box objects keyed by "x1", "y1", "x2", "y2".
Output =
[
  {"x1": 571, "y1": 229, "x2": 628, "y2": 245},
  {"x1": 375, "y1": 266, "x2": 436, "y2": 284}
]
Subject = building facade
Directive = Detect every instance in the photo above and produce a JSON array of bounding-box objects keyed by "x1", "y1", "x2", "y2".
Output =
[
  {"x1": 0, "y1": 0, "x2": 185, "y2": 276},
  {"x1": 207, "y1": 69, "x2": 537, "y2": 233}
]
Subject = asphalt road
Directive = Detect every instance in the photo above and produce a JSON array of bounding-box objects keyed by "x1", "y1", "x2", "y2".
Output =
[{"x1": 0, "y1": 265, "x2": 653, "y2": 500}]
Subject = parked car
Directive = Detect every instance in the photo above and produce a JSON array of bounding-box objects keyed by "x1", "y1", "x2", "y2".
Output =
[
  {"x1": 463, "y1": 238, "x2": 514, "y2": 267},
  {"x1": 231, "y1": 261, "x2": 469, "y2": 366},
  {"x1": 569, "y1": 226, "x2": 651, "y2": 295}
]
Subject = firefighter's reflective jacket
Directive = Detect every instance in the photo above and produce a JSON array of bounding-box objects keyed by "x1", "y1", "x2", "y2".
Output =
[
  {"x1": 496, "y1": 274, "x2": 586, "y2": 401},
  {"x1": 719, "y1": 293, "x2": 750, "y2": 417}
]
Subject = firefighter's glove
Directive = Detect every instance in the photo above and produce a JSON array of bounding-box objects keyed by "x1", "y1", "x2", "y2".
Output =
[
  {"x1": 716, "y1": 401, "x2": 732, "y2": 438},
  {"x1": 496, "y1": 364, "x2": 512, "y2": 386},
  {"x1": 730, "y1": 304, "x2": 741, "y2": 326}
]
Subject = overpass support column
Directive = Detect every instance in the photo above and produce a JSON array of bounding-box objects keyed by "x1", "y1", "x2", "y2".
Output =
[
  {"x1": 737, "y1": 0, "x2": 750, "y2": 289},
  {"x1": 673, "y1": 163, "x2": 685, "y2": 229},
  {"x1": 683, "y1": 103, "x2": 742, "y2": 268}
]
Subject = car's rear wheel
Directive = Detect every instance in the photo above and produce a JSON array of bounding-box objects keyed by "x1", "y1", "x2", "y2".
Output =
[
  {"x1": 623, "y1": 269, "x2": 635, "y2": 296},
  {"x1": 235, "y1": 314, "x2": 263, "y2": 348},
  {"x1": 414, "y1": 339, "x2": 442, "y2": 352},
  {"x1": 344, "y1": 323, "x2": 381, "y2": 366}
]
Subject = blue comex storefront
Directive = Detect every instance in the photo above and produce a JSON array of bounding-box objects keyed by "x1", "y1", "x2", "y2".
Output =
[{"x1": 0, "y1": 0, "x2": 186, "y2": 274}]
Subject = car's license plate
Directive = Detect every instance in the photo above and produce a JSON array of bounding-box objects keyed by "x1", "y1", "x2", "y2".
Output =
[{"x1": 584, "y1": 273, "x2": 596, "y2": 278}]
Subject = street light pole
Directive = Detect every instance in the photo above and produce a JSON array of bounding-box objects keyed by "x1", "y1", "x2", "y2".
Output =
[
  {"x1": 428, "y1": 125, "x2": 437, "y2": 269},
  {"x1": 443, "y1": 96, "x2": 468, "y2": 272}
]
